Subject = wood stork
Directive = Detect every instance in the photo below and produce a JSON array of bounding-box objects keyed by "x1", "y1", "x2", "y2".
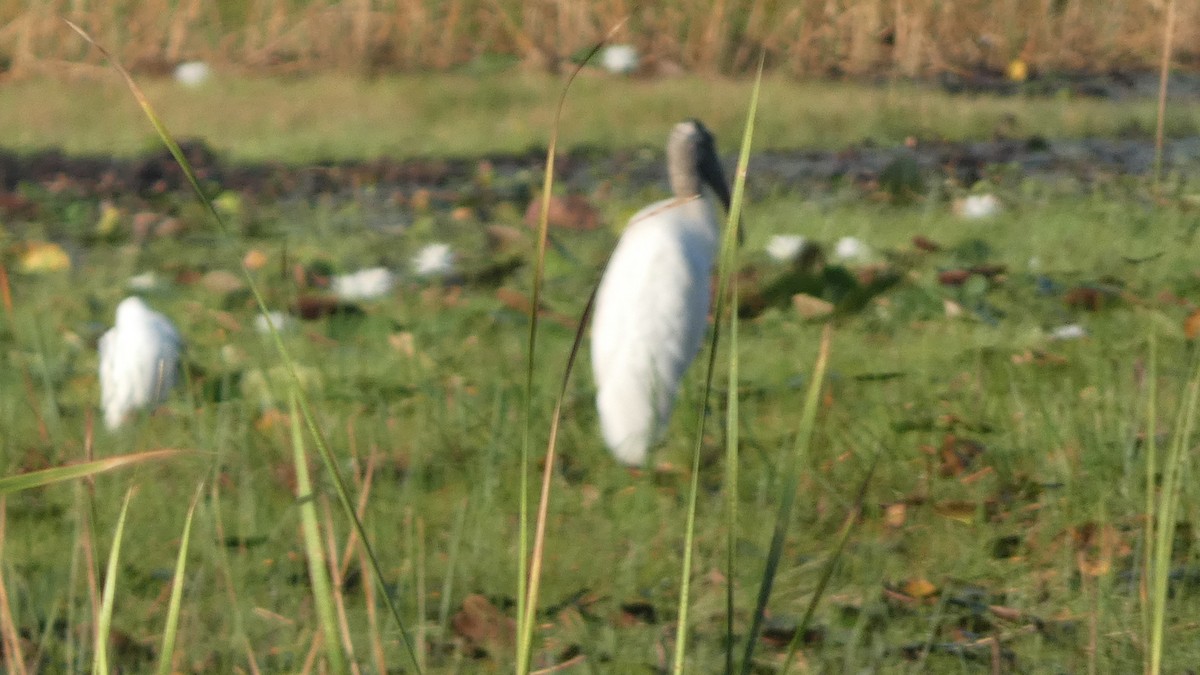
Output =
[
  {"x1": 591, "y1": 119, "x2": 732, "y2": 466},
  {"x1": 99, "y1": 296, "x2": 183, "y2": 430}
]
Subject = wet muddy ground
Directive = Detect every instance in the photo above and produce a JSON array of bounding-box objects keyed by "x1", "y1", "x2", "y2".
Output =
[{"x1": 2, "y1": 133, "x2": 1200, "y2": 216}]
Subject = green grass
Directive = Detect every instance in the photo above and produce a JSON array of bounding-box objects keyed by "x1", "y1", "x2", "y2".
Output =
[
  {"x1": 4, "y1": 73, "x2": 1200, "y2": 161},
  {"x1": 4, "y1": 164, "x2": 1200, "y2": 670},
  {"x1": 6, "y1": 63, "x2": 1200, "y2": 670}
]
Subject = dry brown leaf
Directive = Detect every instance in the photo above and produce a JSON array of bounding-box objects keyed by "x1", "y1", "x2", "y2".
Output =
[
  {"x1": 243, "y1": 248, "x2": 269, "y2": 270},
  {"x1": 524, "y1": 193, "x2": 601, "y2": 230},
  {"x1": 902, "y1": 577, "x2": 938, "y2": 599},
  {"x1": 389, "y1": 331, "x2": 416, "y2": 357},
  {"x1": 1185, "y1": 308, "x2": 1200, "y2": 340},
  {"x1": 792, "y1": 293, "x2": 834, "y2": 318},
  {"x1": 884, "y1": 502, "x2": 907, "y2": 528},
  {"x1": 452, "y1": 594, "x2": 515, "y2": 658},
  {"x1": 933, "y1": 500, "x2": 977, "y2": 524}
]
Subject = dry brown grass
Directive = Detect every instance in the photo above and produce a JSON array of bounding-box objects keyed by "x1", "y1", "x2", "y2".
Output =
[{"x1": 0, "y1": 0, "x2": 1196, "y2": 80}]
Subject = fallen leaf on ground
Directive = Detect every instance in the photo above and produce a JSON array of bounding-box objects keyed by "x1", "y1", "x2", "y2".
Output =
[{"x1": 452, "y1": 594, "x2": 515, "y2": 658}]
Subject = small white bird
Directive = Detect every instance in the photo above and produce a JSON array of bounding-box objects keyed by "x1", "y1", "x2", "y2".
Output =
[
  {"x1": 173, "y1": 61, "x2": 212, "y2": 87},
  {"x1": 331, "y1": 266, "x2": 396, "y2": 301},
  {"x1": 833, "y1": 236, "x2": 871, "y2": 263},
  {"x1": 765, "y1": 234, "x2": 809, "y2": 263},
  {"x1": 412, "y1": 242, "x2": 457, "y2": 278},
  {"x1": 591, "y1": 119, "x2": 732, "y2": 466},
  {"x1": 98, "y1": 296, "x2": 183, "y2": 430},
  {"x1": 600, "y1": 44, "x2": 640, "y2": 75}
]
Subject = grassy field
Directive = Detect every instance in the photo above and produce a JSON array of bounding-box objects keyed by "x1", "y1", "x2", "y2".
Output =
[
  {"x1": 3, "y1": 71, "x2": 1200, "y2": 673},
  {"x1": 4, "y1": 73, "x2": 1200, "y2": 161}
]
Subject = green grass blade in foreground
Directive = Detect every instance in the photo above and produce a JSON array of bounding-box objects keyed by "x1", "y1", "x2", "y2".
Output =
[
  {"x1": 673, "y1": 57, "x2": 764, "y2": 674},
  {"x1": 291, "y1": 396, "x2": 349, "y2": 675},
  {"x1": 0, "y1": 450, "x2": 183, "y2": 495},
  {"x1": 1141, "y1": 332, "x2": 1157, "y2": 665},
  {"x1": 515, "y1": 21, "x2": 624, "y2": 673},
  {"x1": 1147, "y1": 341, "x2": 1199, "y2": 674},
  {"x1": 92, "y1": 487, "x2": 134, "y2": 675},
  {"x1": 723, "y1": 268, "x2": 740, "y2": 675},
  {"x1": 517, "y1": 285, "x2": 597, "y2": 673},
  {"x1": 156, "y1": 484, "x2": 203, "y2": 675},
  {"x1": 739, "y1": 326, "x2": 832, "y2": 675},
  {"x1": 781, "y1": 451, "x2": 876, "y2": 673},
  {"x1": 66, "y1": 22, "x2": 421, "y2": 671}
]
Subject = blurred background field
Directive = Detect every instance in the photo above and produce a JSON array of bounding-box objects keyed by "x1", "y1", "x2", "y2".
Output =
[{"x1": 3, "y1": 1, "x2": 1200, "y2": 673}]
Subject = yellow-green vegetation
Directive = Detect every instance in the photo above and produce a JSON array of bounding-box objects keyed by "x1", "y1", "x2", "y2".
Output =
[{"x1": 4, "y1": 73, "x2": 1200, "y2": 161}]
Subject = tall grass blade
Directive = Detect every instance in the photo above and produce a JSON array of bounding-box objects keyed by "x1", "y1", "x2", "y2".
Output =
[
  {"x1": 515, "y1": 19, "x2": 626, "y2": 673},
  {"x1": 155, "y1": 484, "x2": 203, "y2": 675},
  {"x1": 66, "y1": 21, "x2": 421, "y2": 671},
  {"x1": 738, "y1": 325, "x2": 833, "y2": 674},
  {"x1": 780, "y1": 453, "x2": 876, "y2": 673},
  {"x1": 517, "y1": 284, "x2": 598, "y2": 672},
  {"x1": 673, "y1": 56, "x2": 765, "y2": 674},
  {"x1": 0, "y1": 450, "x2": 183, "y2": 495},
  {"x1": 0, "y1": 499, "x2": 29, "y2": 675},
  {"x1": 1147, "y1": 343, "x2": 1199, "y2": 674},
  {"x1": 1141, "y1": 332, "x2": 1158, "y2": 667},
  {"x1": 92, "y1": 486, "x2": 135, "y2": 675},
  {"x1": 291, "y1": 395, "x2": 349, "y2": 675},
  {"x1": 1153, "y1": 0, "x2": 1177, "y2": 187}
]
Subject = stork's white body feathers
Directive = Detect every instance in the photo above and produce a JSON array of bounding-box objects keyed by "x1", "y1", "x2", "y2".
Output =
[
  {"x1": 99, "y1": 297, "x2": 183, "y2": 430},
  {"x1": 591, "y1": 195, "x2": 721, "y2": 465}
]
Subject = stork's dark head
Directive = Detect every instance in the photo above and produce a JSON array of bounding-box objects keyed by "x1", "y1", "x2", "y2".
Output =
[{"x1": 667, "y1": 119, "x2": 732, "y2": 214}]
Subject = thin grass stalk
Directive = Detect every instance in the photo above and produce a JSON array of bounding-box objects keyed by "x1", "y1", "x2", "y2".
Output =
[
  {"x1": 723, "y1": 264, "x2": 739, "y2": 675},
  {"x1": 69, "y1": 477, "x2": 100, "y2": 673},
  {"x1": 416, "y1": 516, "x2": 428, "y2": 673},
  {"x1": 515, "y1": 22, "x2": 625, "y2": 673},
  {"x1": 65, "y1": 22, "x2": 422, "y2": 670},
  {"x1": 361, "y1": 543, "x2": 387, "y2": 675},
  {"x1": 1147, "y1": 350, "x2": 1200, "y2": 674},
  {"x1": 1141, "y1": 332, "x2": 1158, "y2": 672},
  {"x1": 0, "y1": 499, "x2": 29, "y2": 675},
  {"x1": 0, "y1": 450, "x2": 183, "y2": 494},
  {"x1": 336, "y1": 449, "x2": 377, "y2": 578},
  {"x1": 674, "y1": 57, "x2": 765, "y2": 674},
  {"x1": 155, "y1": 484, "x2": 203, "y2": 675},
  {"x1": 207, "y1": 481, "x2": 262, "y2": 674},
  {"x1": 92, "y1": 486, "x2": 135, "y2": 675},
  {"x1": 517, "y1": 283, "x2": 598, "y2": 673},
  {"x1": 291, "y1": 395, "x2": 349, "y2": 675},
  {"x1": 720, "y1": 54, "x2": 759, "y2": 675},
  {"x1": 739, "y1": 326, "x2": 832, "y2": 674},
  {"x1": 781, "y1": 453, "x2": 875, "y2": 672},
  {"x1": 439, "y1": 497, "x2": 470, "y2": 632},
  {"x1": 320, "y1": 498, "x2": 362, "y2": 675},
  {"x1": 1152, "y1": 0, "x2": 1176, "y2": 187}
]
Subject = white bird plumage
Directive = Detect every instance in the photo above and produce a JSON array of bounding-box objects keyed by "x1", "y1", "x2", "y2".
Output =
[
  {"x1": 591, "y1": 120, "x2": 732, "y2": 466},
  {"x1": 98, "y1": 296, "x2": 183, "y2": 430}
]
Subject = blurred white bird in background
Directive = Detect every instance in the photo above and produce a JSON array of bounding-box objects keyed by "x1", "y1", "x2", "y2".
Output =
[
  {"x1": 99, "y1": 296, "x2": 183, "y2": 430},
  {"x1": 600, "y1": 44, "x2": 640, "y2": 75},
  {"x1": 412, "y1": 242, "x2": 457, "y2": 278},
  {"x1": 331, "y1": 266, "x2": 396, "y2": 301},
  {"x1": 591, "y1": 119, "x2": 732, "y2": 466}
]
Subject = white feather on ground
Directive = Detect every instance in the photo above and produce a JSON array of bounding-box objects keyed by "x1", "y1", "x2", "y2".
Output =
[
  {"x1": 98, "y1": 296, "x2": 183, "y2": 430},
  {"x1": 331, "y1": 266, "x2": 396, "y2": 301},
  {"x1": 766, "y1": 234, "x2": 808, "y2": 262},
  {"x1": 412, "y1": 243, "x2": 456, "y2": 278},
  {"x1": 833, "y1": 236, "x2": 871, "y2": 262}
]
